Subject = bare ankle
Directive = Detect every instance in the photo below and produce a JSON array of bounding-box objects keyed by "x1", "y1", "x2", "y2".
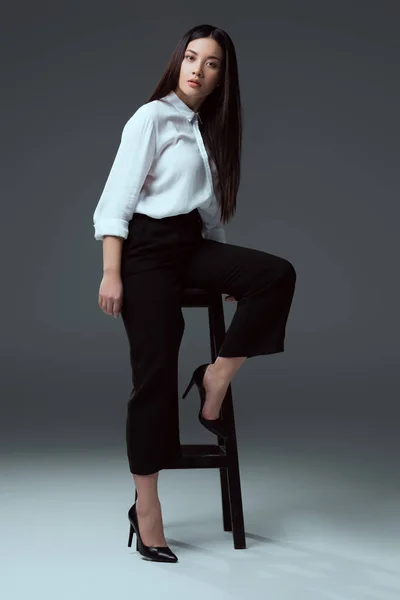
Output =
[
  {"x1": 133, "y1": 471, "x2": 161, "y2": 514},
  {"x1": 136, "y1": 497, "x2": 161, "y2": 513},
  {"x1": 211, "y1": 356, "x2": 246, "y2": 379}
]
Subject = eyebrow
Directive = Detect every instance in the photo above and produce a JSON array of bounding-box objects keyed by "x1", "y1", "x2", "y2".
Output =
[{"x1": 186, "y1": 48, "x2": 221, "y2": 61}]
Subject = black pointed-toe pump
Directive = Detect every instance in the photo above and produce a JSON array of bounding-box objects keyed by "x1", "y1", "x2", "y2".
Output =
[
  {"x1": 127, "y1": 502, "x2": 178, "y2": 563},
  {"x1": 182, "y1": 363, "x2": 229, "y2": 439}
]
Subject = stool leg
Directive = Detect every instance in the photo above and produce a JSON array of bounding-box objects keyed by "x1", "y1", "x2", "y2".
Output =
[
  {"x1": 210, "y1": 310, "x2": 234, "y2": 534},
  {"x1": 224, "y1": 412, "x2": 246, "y2": 549},
  {"x1": 219, "y1": 465, "x2": 232, "y2": 530},
  {"x1": 209, "y1": 298, "x2": 246, "y2": 549}
]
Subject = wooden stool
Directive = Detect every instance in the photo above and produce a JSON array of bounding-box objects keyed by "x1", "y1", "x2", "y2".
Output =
[{"x1": 134, "y1": 287, "x2": 246, "y2": 549}]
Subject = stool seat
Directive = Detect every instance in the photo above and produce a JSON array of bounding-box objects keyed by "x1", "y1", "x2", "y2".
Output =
[
  {"x1": 181, "y1": 286, "x2": 218, "y2": 307},
  {"x1": 133, "y1": 286, "x2": 246, "y2": 550}
]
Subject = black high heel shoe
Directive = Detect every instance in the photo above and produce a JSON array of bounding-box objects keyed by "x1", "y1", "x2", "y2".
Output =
[
  {"x1": 182, "y1": 363, "x2": 229, "y2": 439},
  {"x1": 127, "y1": 502, "x2": 178, "y2": 563}
]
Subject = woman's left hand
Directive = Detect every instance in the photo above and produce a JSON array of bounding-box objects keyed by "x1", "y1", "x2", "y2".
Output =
[{"x1": 224, "y1": 295, "x2": 236, "y2": 302}]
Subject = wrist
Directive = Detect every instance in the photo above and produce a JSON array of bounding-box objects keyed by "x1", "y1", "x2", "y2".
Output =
[{"x1": 104, "y1": 268, "x2": 120, "y2": 276}]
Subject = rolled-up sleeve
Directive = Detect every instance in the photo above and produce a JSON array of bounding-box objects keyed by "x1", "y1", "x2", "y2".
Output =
[
  {"x1": 202, "y1": 223, "x2": 226, "y2": 243},
  {"x1": 93, "y1": 108, "x2": 156, "y2": 241}
]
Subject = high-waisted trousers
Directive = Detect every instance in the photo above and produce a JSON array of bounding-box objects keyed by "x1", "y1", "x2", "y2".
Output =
[{"x1": 120, "y1": 208, "x2": 297, "y2": 475}]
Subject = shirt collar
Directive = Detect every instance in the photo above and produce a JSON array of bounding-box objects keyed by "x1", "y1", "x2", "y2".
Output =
[{"x1": 163, "y1": 90, "x2": 201, "y2": 123}]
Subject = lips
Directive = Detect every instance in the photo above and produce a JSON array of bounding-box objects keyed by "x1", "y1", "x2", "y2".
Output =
[{"x1": 188, "y1": 80, "x2": 201, "y2": 86}]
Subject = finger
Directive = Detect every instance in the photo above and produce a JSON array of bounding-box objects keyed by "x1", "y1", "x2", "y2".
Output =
[
  {"x1": 113, "y1": 299, "x2": 123, "y2": 318},
  {"x1": 106, "y1": 299, "x2": 114, "y2": 315},
  {"x1": 99, "y1": 297, "x2": 107, "y2": 313}
]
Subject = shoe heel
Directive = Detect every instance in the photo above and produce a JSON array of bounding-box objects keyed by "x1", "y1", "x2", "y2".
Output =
[
  {"x1": 128, "y1": 523, "x2": 134, "y2": 547},
  {"x1": 128, "y1": 523, "x2": 139, "y2": 551},
  {"x1": 182, "y1": 375, "x2": 195, "y2": 399}
]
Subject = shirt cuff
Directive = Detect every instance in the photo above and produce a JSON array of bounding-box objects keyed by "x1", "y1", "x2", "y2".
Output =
[
  {"x1": 94, "y1": 218, "x2": 129, "y2": 241},
  {"x1": 202, "y1": 227, "x2": 226, "y2": 243}
]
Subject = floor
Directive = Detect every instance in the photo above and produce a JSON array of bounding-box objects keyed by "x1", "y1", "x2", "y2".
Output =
[{"x1": 2, "y1": 421, "x2": 399, "y2": 600}]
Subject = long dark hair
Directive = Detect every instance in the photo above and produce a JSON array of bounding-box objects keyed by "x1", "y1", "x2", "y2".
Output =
[{"x1": 145, "y1": 24, "x2": 243, "y2": 224}]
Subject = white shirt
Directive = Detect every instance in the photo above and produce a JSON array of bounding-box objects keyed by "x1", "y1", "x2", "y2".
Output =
[{"x1": 93, "y1": 90, "x2": 226, "y2": 243}]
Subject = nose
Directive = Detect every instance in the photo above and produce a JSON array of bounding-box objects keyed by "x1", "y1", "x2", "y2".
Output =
[{"x1": 192, "y1": 65, "x2": 202, "y2": 77}]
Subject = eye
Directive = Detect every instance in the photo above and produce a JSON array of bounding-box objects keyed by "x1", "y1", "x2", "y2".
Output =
[{"x1": 186, "y1": 55, "x2": 218, "y2": 68}]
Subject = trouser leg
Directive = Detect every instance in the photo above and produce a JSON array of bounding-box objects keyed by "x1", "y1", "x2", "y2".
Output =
[
  {"x1": 183, "y1": 240, "x2": 297, "y2": 358},
  {"x1": 120, "y1": 209, "x2": 202, "y2": 476},
  {"x1": 121, "y1": 269, "x2": 185, "y2": 475}
]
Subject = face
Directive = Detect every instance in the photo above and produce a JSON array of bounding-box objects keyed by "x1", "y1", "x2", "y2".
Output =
[{"x1": 175, "y1": 37, "x2": 223, "y2": 111}]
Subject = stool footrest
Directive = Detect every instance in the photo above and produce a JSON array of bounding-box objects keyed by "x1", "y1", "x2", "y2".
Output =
[{"x1": 164, "y1": 444, "x2": 228, "y2": 469}]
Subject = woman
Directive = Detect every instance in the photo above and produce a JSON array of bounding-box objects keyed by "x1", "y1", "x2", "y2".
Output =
[{"x1": 93, "y1": 24, "x2": 296, "y2": 563}]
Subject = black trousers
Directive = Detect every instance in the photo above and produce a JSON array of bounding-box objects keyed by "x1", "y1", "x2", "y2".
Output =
[{"x1": 120, "y1": 209, "x2": 296, "y2": 475}]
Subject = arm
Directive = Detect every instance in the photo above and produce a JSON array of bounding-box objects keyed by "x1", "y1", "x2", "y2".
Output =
[
  {"x1": 98, "y1": 235, "x2": 125, "y2": 317},
  {"x1": 197, "y1": 195, "x2": 227, "y2": 243},
  {"x1": 197, "y1": 160, "x2": 227, "y2": 243},
  {"x1": 93, "y1": 107, "x2": 156, "y2": 241},
  {"x1": 102, "y1": 235, "x2": 124, "y2": 276}
]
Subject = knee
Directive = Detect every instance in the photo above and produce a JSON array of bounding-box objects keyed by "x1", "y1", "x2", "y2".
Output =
[
  {"x1": 279, "y1": 258, "x2": 296, "y2": 283},
  {"x1": 250, "y1": 254, "x2": 296, "y2": 293},
  {"x1": 262, "y1": 256, "x2": 296, "y2": 285}
]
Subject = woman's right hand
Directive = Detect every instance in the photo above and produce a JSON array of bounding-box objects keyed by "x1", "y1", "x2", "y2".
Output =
[{"x1": 98, "y1": 272, "x2": 123, "y2": 318}]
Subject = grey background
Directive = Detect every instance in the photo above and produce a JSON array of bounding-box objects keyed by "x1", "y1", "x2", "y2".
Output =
[
  {"x1": 1, "y1": 3, "x2": 400, "y2": 596},
  {"x1": 2, "y1": 0, "x2": 398, "y2": 447}
]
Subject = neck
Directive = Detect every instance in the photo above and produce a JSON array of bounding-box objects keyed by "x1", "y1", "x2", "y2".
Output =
[{"x1": 173, "y1": 87, "x2": 203, "y2": 113}]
